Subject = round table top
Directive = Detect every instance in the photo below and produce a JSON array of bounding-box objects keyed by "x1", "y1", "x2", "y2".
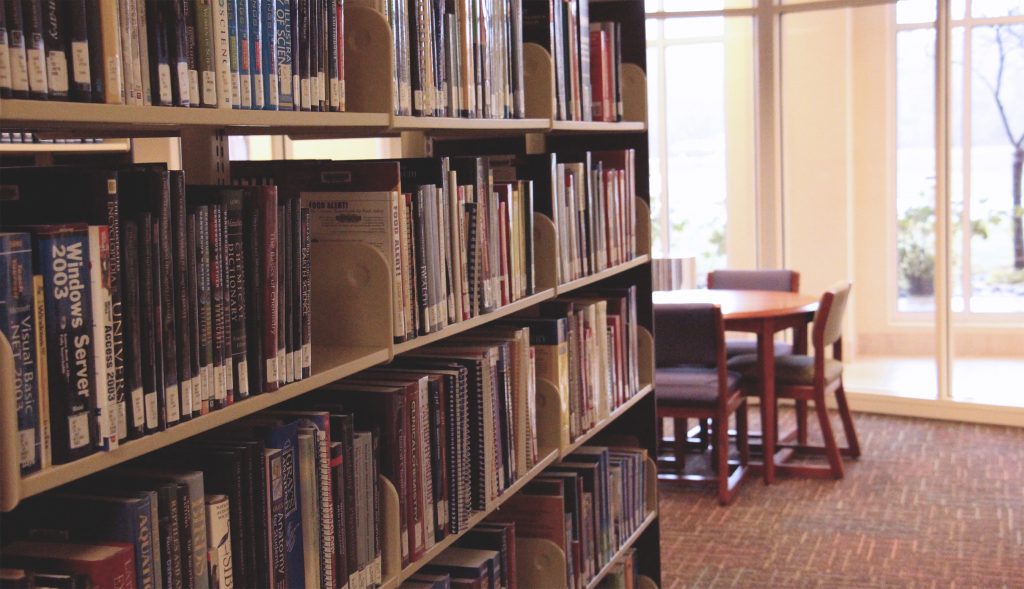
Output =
[{"x1": 652, "y1": 289, "x2": 819, "y2": 320}]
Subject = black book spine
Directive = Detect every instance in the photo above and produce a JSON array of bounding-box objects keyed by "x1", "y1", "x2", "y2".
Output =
[
  {"x1": 245, "y1": 442, "x2": 269, "y2": 588},
  {"x1": 413, "y1": 193, "x2": 430, "y2": 335},
  {"x1": 40, "y1": 0, "x2": 66, "y2": 99},
  {"x1": 241, "y1": 194, "x2": 264, "y2": 395},
  {"x1": 183, "y1": 0, "x2": 198, "y2": 102},
  {"x1": 21, "y1": 0, "x2": 47, "y2": 99},
  {"x1": 138, "y1": 213, "x2": 162, "y2": 434},
  {"x1": 295, "y1": 0, "x2": 308, "y2": 110},
  {"x1": 168, "y1": 0, "x2": 191, "y2": 106},
  {"x1": 299, "y1": 204, "x2": 310, "y2": 379},
  {"x1": 217, "y1": 204, "x2": 235, "y2": 403},
  {"x1": 170, "y1": 172, "x2": 195, "y2": 419},
  {"x1": 0, "y1": 0, "x2": 11, "y2": 97},
  {"x1": 289, "y1": 196, "x2": 302, "y2": 382},
  {"x1": 208, "y1": 204, "x2": 227, "y2": 409},
  {"x1": 224, "y1": 192, "x2": 249, "y2": 398},
  {"x1": 176, "y1": 482, "x2": 196, "y2": 589},
  {"x1": 281, "y1": 202, "x2": 292, "y2": 384},
  {"x1": 151, "y1": 215, "x2": 180, "y2": 429},
  {"x1": 276, "y1": 204, "x2": 286, "y2": 384},
  {"x1": 309, "y1": 0, "x2": 319, "y2": 111},
  {"x1": 161, "y1": 485, "x2": 184, "y2": 589},
  {"x1": 156, "y1": 173, "x2": 181, "y2": 427},
  {"x1": 325, "y1": 0, "x2": 337, "y2": 111},
  {"x1": 120, "y1": 221, "x2": 146, "y2": 440},
  {"x1": 84, "y1": 0, "x2": 103, "y2": 101},
  {"x1": 338, "y1": 416, "x2": 359, "y2": 580},
  {"x1": 65, "y1": 0, "x2": 91, "y2": 101},
  {"x1": 145, "y1": 0, "x2": 172, "y2": 105},
  {"x1": 267, "y1": 450, "x2": 288, "y2": 589},
  {"x1": 5, "y1": 0, "x2": 29, "y2": 97},
  {"x1": 185, "y1": 212, "x2": 203, "y2": 417},
  {"x1": 407, "y1": 0, "x2": 421, "y2": 116},
  {"x1": 195, "y1": 206, "x2": 214, "y2": 413},
  {"x1": 329, "y1": 442, "x2": 348, "y2": 587}
]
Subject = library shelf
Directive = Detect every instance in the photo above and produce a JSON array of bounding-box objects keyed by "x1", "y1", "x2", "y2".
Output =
[
  {"x1": 0, "y1": 99, "x2": 393, "y2": 136},
  {"x1": 549, "y1": 120, "x2": 646, "y2": 133},
  {"x1": 556, "y1": 255, "x2": 652, "y2": 295},
  {"x1": 12, "y1": 345, "x2": 391, "y2": 505},
  {"x1": 379, "y1": 447, "x2": 562, "y2": 589},
  {"x1": 0, "y1": 140, "x2": 131, "y2": 154},
  {"x1": 560, "y1": 383, "x2": 655, "y2": 459},
  {"x1": 585, "y1": 510, "x2": 659, "y2": 589},
  {"x1": 392, "y1": 288, "x2": 556, "y2": 356},
  {"x1": 391, "y1": 116, "x2": 551, "y2": 134}
]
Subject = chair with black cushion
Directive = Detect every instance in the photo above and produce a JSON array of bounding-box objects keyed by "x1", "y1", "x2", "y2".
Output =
[
  {"x1": 727, "y1": 282, "x2": 860, "y2": 479},
  {"x1": 655, "y1": 303, "x2": 749, "y2": 505},
  {"x1": 707, "y1": 269, "x2": 801, "y2": 358}
]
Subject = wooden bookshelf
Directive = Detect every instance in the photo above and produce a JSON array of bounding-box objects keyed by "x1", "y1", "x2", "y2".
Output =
[
  {"x1": 0, "y1": 0, "x2": 661, "y2": 585},
  {"x1": 585, "y1": 510, "x2": 659, "y2": 589}
]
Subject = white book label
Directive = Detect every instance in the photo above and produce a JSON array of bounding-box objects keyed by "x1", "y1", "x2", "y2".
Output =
[
  {"x1": 203, "y1": 71, "x2": 217, "y2": 105},
  {"x1": 267, "y1": 357, "x2": 279, "y2": 386},
  {"x1": 46, "y1": 51, "x2": 68, "y2": 92},
  {"x1": 177, "y1": 62, "x2": 190, "y2": 104},
  {"x1": 71, "y1": 42, "x2": 90, "y2": 84},
  {"x1": 27, "y1": 47, "x2": 47, "y2": 92},
  {"x1": 19, "y1": 430, "x2": 34, "y2": 468},
  {"x1": 131, "y1": 387, "x2": 145, "y2": 427},
  {"x1": 68, "y1": 413, "x2": 90, "y2": 449},
  {"x1": 158, "y1": 63, "x2": 172, "y2": 103},
  {"x1": 165, "y1": 385, "x2": 180, "y2": 422}
]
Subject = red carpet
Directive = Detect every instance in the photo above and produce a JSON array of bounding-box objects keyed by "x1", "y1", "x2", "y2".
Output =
[{"x1": 658, "y1": 411, "x2": 1024, "y2": 588}]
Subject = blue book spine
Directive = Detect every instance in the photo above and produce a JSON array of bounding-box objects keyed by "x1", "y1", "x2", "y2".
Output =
[
  {"x1": 261, "y1": 0, "x2": 279, "y2": 109},
  {"x1": 237, "y1": 0, "x2": 252, "y2": 108},
  {"x1": 227, "y1": 0, "x2": 241, "y2": 108},
  {"x1": 34, "y1": 226, "x2": 96, "y2": 463},
  {"x1": 248, "y1": 0, "x2": 264, "y2": 108},
  {"x1": 0, "y1": 232, "x2": 40, "y2": 474},
  {"x1": 275, "y1": 0, "x2": 293, "y2": 109},
  {"x1": 259, "y1": 420, "x2": 305, "y2": 587}
]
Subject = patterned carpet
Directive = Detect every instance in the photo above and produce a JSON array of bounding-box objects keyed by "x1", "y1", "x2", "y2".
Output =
[{"x1": 657, "y1": 411, "x2": 1024, "y2": 588}]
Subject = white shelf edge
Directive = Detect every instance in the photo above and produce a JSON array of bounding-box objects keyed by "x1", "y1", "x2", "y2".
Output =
[
  {"x1": 549, "y1": 120, "x2": 646, "y2": 133},
  {"x1": 391, "y1": 115, "x2": 550, "y2": 133},
  {"x1": 584, "y1": 510, "x2": 659, "y2": 589},
  {"x1": 561, "y1": 383, "x2": 655, "y2": 459},
  {"x1": 379, "y1": 447, "x2": 562, "y2": 589},
  {"x1": 393, "y1": 289, "x2": 555, "y2": 356},
  {"x1": 556, "y1": 256, "x2": 652, "y2": 296},
  {"x1": 17, "y1": 346, "x2": 391, "y2": 501},
  {"x1": 0, "y1": 140, "x2": 131, "y2": 153}
]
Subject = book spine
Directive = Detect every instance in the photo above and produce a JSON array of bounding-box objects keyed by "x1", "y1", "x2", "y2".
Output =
[
  {"x1": 275, "y1": 0, "x2": 292, "y2": 108},
  {"x1": 247, "y1": 0, "x2": 262, "y2": 108},
  {"x1": 226, "y1": 0, "x2": 240, "y2": 107},
  {"x1": 0, "y1": 235, "x2": 40, "y2": 473},
  {"x1": 137, "y1": 214, "x2": 162, "y2": 433},
  {"x1": 66, "y1": 0, "x2": 91, "y2": 101},
  {"x1": 0, "y1": 1, "x2": 13, "y2": 96},
  {"x1": 195, "y1": 206, "x2": 214, "y2": 412},
  {"x1": 260, "y1": 0, "x2": 278, "y2": 109},
  {"x1": 295, "y1": 0, "x2": 308, "y2": 110},
  {"x1": 314, "y1": 429, "x2": 334, "y2": 589},
  {"x1": 207, "y1": 204, "x2": 226, "y2": 409},
  {"x1": 40, "y1": 0, "x2": 67, "y2": 98},
  {"x1": 329, "y1": 442, "x2": 348, "y2": 588},
  {"x1": 183, "y1": 0, "x2": 199, "y2": 102},
  {"x1": 236, "y1": 0, "x2": 250, "y2": 107},
  {"x1": 176, "y1": 483, "x2": 197, "y2": 589},
  {"x1": 307, "y1": 0, "x2": 317, "y2": 110},
  {"x1": 6, "y1": 0, "x2": 30, "y2": 97},
  {"x1": 195, "y1": 0, "x2": 217, "y2": 106},
  {"x1": 276, "y1": 205, "x2": 287, "y2": 384},
  {"x1": 145, "y1": 0, "x2": 173, "y2": 105},
  {"x1": 261, "y1": 189, "x2": 279, "y2": 391},
  {"x1": 216, "y1": 205, "x2": 234, "y2": 403},
  {"x1": 299, "y1": 205, "x2": 311, "y2": 379},
  {"x1": 151, "y1": 216, "x2": 181, "y2": 429},
  {"x1": 87, "y1": 225, "x2": 117, "y2": 451},
  {"x1": 206, "y1": 495, "x2": 234, "y2": 589},
  {"x1": 289, "y1": 198, "x2": 302, "y2": 382},
  {"x1": 326, "y1": 0, "x2": 338, "y2": 111},
  {"x1": 31, "y1": 273, "x2": 51, "y2": 467},
  {"x1": 95, "y1": 0, "x2": 122, "y2": 103},
  {"x1": 267, "y1": 450, "x2": 287, "y2": 589},
  {"x1": 120, "y1": 221, "x2": 146, "y2": 440},
  {"x1": 116, "y1": 0, "x2": 138, "y2": 103},
  {"x1": 240, "y1": 196, "x2": 263, "y2": 395},
  {"x1": 23, "y1": 0, "x2": 47, "y2": 98},
  {"x1": 136, "y1": 0, "x2": 152, "y2": 104},
  {"x1": 185, "y1": 213, "x2": 204, "y2": 418},
  {"x1": 37, "y1": 228, "x2": 96, "y2": 462},
  {"x1": 223, "y1": 194, "x2": 250, "y2": 399},
  {"x1": 212, "y1": 0, "x2": 232, "y2": 107},
  {"x1": 169, "y1": 0, "x2": 192, "y2": 106},
  {"x1": 170, "y1": 173, "x2": 196, "y2": 419}
]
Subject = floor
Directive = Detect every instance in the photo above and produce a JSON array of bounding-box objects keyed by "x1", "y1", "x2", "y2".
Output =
[
  {"x1": 844, "y1": 357, "x2": 1024, "y2": 407},
  {"x1": 657, "y1": 411, "x2": 1024, "y2": 588}
]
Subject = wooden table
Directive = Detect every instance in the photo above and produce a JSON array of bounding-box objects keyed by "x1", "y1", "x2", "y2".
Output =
[{"x1": 653, "y1": 289, "x2": 819, "y2": 484}]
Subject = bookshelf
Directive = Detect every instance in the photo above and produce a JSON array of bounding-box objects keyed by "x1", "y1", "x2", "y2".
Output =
[{"x1": 0, "y1": 0, "x2": 660, "y2": 586}]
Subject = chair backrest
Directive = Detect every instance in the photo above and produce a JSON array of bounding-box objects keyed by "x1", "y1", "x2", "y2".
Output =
[
  {"x1": 707, "y1": 269, "x2": 800, "y2": 293},
  {"x1": 654, "y1": 303, "x2": 723, "y2": 368},
  {"x1": 812, "y1": 281, "x2": 853, "y2": 351}
]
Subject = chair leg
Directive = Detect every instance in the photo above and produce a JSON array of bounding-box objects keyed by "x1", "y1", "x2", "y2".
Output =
[
  {"x1": 795, "y1": 400, "x2": 809, "y2": 445},
  {"x1": 716, "y1": 414, "x2": 731, "y2": 505},
  {"x1": 737, "y1": 401, "x2": 749, "y2": 467},
  {"x1": 834, "y1": 382, "x2": 861, "y2": 458},
  {"x1": 673, "y1": 418, "x2": 687, "y2": 471},
  {"x1": 813, "y1": 393, "x2": 844, "y2": 479}
]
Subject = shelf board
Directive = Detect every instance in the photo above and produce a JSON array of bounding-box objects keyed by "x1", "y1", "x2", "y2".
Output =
[
  {"x1": 0, "y1": 140, "x2": 131, "y2": 154},
  {"x1": 561, "y1": 383, "x2": 654, "y2": 459},
  {"x1": 555, "y1": 255, "x2": 651, "y2": 296},
  {"x1": 549, "y1": 120, "x2": 646, "y2": 133},
  {"x1": 585, "y1": 510, "x2": 659, "y2": 589},
  {"x1": 380, "y1": 447, "x2": 562, "y2": 589},
  {"x1": 393, "y1": 289, "x2": 555, "y2": 356},
  {"x1": 0, "y1": 99, "x2": 392, "y2": 136},
  {"x1": 391, "y1": 116, "x2": 550, "y2": 134},
  {"x1": 18, "y1": 345, "x2": 391, "y2": 502}
]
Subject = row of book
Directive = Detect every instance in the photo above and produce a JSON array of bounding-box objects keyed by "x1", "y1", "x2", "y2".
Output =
[
  {"x1": 412, "y1": 445, "x2": 649, "y2": 589},
  {"x1": 0, "y1": 165, "x2": 310, "y2": 472},
  {"x1": 0, "y1": 132, "x2": 107, "y2": 144},
  {"x1": 523, "y1": 0, "x2": 626, "y2": 122},
  {"x1": 234, "y1": 156, "x2": 539, "y2": 343},
  {"x1": 0, "y1": 0, "x2": 346, "y2": 110},
  {"x1": 0, "y1": 317, "x2": 547, "y2": 589}
]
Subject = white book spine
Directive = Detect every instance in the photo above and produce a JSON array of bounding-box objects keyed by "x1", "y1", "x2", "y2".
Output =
[
  {"x1": 205, "y1": 495, "x2": 234, "y2": 589},
  {"x1": 135, "y1": 0, "x2": 152, "y2": 105},
  {"x1": 87, "y1": 226, "x2": 116, "y2": 450},
  {"x1": 212, "y1": 0, "x2": 233, "y2": 108}
]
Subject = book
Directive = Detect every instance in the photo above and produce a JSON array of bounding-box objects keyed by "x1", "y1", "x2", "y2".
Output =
[
  {"x1": 205, "y1": 494, "x2": 234, "y2": 589},
  {"x1": 0, "y1": 232, "x2": 40, "y2": 473},
  {"x1": 0, "y1": 541, "x2": 136, "y2": 589}
]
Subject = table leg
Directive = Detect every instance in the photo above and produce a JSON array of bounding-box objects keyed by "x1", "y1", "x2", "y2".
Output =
[{"x1": 759, "y1": 323, "x2": 777, "y2": 484}]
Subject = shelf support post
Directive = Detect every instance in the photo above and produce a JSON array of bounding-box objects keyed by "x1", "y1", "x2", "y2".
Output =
[{"x1": 180, "y1": 128, "x2": 231, "y2": 184}]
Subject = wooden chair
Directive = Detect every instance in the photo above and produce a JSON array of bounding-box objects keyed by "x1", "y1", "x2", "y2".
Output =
[
  {"x1": 655, "y1": 303, "x2": 749, "y2": 505},
  {"x1": 727, "y1": 282, "x2": 860, "y2": 479},
  {"x1": 707, "y1": 269, "x2": 801, "y2": 358}
]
